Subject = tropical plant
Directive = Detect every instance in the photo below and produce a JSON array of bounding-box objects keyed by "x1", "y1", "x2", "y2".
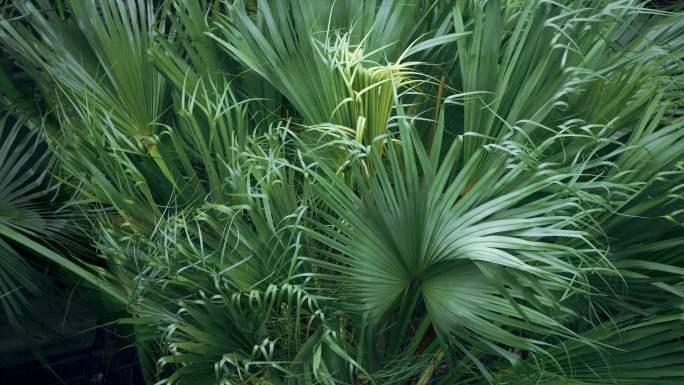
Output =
[{"x1": 1, "y1": 0, "x2": 683, "y2": 384}]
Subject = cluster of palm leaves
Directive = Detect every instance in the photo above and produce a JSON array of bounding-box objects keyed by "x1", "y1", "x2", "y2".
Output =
[{"x1": 1, "y1": 0, "x2": 683, "y2": 384}]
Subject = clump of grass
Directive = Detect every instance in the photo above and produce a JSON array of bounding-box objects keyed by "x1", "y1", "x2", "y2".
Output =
[{"x1": 1, "y1": 1, "x2": 684, "y2": 384}]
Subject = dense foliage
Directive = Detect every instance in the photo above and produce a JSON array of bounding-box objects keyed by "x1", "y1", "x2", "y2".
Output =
[{"x1": 1, "y1": 0, "x2": 684, "y2": 384}]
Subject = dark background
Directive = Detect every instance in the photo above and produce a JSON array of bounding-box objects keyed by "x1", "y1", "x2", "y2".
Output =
[{"x1": 0, "y1": 289, "x2": 143, "y2": 385}]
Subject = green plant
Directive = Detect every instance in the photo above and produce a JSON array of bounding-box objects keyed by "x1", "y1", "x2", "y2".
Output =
[{"x1": 1, "y1": 0, "x2": 683, "y2": 384}]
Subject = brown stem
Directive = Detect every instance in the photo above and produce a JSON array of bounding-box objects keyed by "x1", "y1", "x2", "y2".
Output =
[{"x1": 427, "y1": 75, "x2": 446, "y2": 155}]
